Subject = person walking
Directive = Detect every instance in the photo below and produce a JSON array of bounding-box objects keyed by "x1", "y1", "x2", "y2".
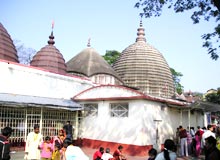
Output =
[
  {"x1": 201, "y1": 124, "x2": 216, "y2": 148},
  {"x1": 24, "y1": 124, "x2": 43, "y2": 160},
  {"x1": 0, "y1": 127, "x2": 13, "y2": 160},
  {"x1": 201, "y1": 124, "x2": 216, "y2": 156},
  {"x1": 179, "y1": 126, "x2": 188, "y2": 157},
  {"x1": 63, "y1": 121, "x2": 73, "y2": 140},
  {"x1": 194, "y1": 131, "x2": 202, "y2": 157}
]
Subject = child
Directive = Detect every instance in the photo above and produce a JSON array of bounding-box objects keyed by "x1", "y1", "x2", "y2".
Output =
[
  {"x1": 148, "y1": 148, "x2": 157, "y2": 160},
  {"x1": 40, "y1": 136, "x2": 53, "y2": 160},
  {"x1": 52, "y1": 144, "x2": 61, "y2": 160}
]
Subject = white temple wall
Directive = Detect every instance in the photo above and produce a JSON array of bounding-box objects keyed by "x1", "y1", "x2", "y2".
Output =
[
  {"x1": 0, "y1": 61, "x2": 94, "y2": 99},
  {"x1": 81, "y1": 99, "x2": 202, "y2": 146},
  {"x1": 90, "y1": 74, "x2": 120, "y2": 85}
]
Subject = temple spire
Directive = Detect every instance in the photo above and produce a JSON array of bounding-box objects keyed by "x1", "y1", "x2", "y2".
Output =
[
  {"x1": 48, "y1": 21, "x2": 55, "y2": 45},
  {"x1": 52, "y1": 20, "x2": 54, "y2": 30},
  {"x1": 87, "y1": 38, "x2": 91, "y2": 47},
  {"x1": 136, "y1": 20, "x2": 146, "y2": 42}
]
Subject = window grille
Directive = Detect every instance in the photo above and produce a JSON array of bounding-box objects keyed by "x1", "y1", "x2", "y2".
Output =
[
  {"x1": 110, "y1": 103, "x2": 128, "y2": 117},
  {"x1": 83, "y1": 103, "x2": 98, "y2": 117}
]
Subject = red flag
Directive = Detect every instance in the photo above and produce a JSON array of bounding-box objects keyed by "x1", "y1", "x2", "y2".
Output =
[{"x1": 52, "y1": 20, "x2": 55, "y2": 29}]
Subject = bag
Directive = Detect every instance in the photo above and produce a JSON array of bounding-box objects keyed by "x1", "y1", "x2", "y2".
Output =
[{"x1": 0, "y1": 139, "x2": 9, "y2": 159}]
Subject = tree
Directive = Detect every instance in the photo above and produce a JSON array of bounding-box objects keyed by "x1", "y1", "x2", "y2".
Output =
[
  {"x1": 205, "y1": 87, "x2": 220, "y2": 104},
  {"x1": 14, "y1": 40, "x2": 36, "y2": 65},
  {"x1": 103, "y1": 50, "x2": 184, "y2": 94},
  {"x1": 102, "y1": 50, "x2": 120, "y2": 66},
  {"x1": 135, "y1": 0, "x2": 220, "y2": 60},
  {"x1": 170, "y1": 67, "x2": 184, "y2": 94}
]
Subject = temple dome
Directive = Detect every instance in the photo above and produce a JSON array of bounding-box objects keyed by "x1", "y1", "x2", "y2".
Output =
[
  {"x1": 0, "y1": 23, "x2": 19, "y2": 63},
  {"x1": 30, "y1": 31, "x2": 67, "y2": 74},
  {"x1": 113, "y1": 21, "x2": 175, "y2": 98},
  {"x1": 66, "y1": 40, "x2": 123, "y2": 85}
]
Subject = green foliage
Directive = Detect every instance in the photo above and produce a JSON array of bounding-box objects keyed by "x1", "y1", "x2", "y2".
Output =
[
  {"x1": 170, "y1": 67, "x2": 184, "y2": 94},
  {"x1": 205, "y1": 91, "x2": 220, "y2": 104},
  {"x1": 135, "y1": 0, "x2": 220, "y2": 60},
  {"x1": 102, "y1": 50, "x2": 120, "y2": 65}
]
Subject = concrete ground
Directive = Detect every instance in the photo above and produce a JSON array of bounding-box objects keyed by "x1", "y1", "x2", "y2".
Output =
[{"x1": 10, "y1": 147, "x2": 205, "y2": 160}]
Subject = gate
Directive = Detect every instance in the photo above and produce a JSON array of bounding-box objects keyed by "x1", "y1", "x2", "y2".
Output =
[{"x1": 24, "y1": 114, "x2": 41, "y2": 142}]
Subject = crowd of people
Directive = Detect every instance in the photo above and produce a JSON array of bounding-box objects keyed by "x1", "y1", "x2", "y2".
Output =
[
  {"x1": 0, "y1": 122, "x2": 127, "y2": 160},
  {"x1": 23, "y1": 122, "x2": 88, "y2": 160},
  {"x1": 176, "y1": 125, "x2": 220, "y2": 159},
  {"x1": 147, "y1": 124, "x2": 220, "y2": 160},
  {"x1": 1, "y1": 123, "x2": 220, "y2": 160},
  {"x1": 92, "y1": 145, "x2": 127, "y2": 160},
  {"x1": 172, "y1": 124, "x2": 220, "y2": 160},
  {"x1": 23, "y1": 122, "x2": 127, "y2": 160}
]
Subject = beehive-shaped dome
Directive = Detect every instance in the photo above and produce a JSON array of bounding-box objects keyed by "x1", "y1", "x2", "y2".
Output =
[
  {"x1": 0, "y1": 23, "x2": 18, "y2": 63},
  {"x1": 66, "y1": 40, "x2": 123, "y2": 85},
  {"x1": 113, "y1": 21, "x2": 175, "y2": 98},
  {"x1": 30, "y1": 31, "x2": 67, "y2": 74}
]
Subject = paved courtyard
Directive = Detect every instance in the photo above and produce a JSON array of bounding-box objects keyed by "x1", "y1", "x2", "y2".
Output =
[{"x1": 11, "y1": 147, "x2": 205, "y2": 160}]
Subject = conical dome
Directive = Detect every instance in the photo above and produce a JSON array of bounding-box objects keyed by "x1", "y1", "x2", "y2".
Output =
[
  {"x1": 66, "y1": 40, "x2": 122, "y2": 84},
  {"x1": 113, "y1": 21, "x2": 174, "y2": 98},
  {"x1": 0, "y1": 23, "x2": 19, "y2": 63},
  {"x1": 30, "y1": 31, "x2": 67, "y2": 74}
]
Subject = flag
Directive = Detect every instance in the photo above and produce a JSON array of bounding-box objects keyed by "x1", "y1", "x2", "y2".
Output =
[{"x1": 52, "y1": 20, "x2": 55, "y2": 29}]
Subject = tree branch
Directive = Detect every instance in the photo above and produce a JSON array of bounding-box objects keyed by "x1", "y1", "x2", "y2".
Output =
[{"x1": 213, "y1": 0, "x2": 220, "y2": 12}]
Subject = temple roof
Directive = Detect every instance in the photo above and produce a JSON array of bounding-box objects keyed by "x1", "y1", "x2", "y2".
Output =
[
  {"x1": 0, "y1": 23, "x2": 19, "y2": 63},
  {"x1": 30, "y1": 31, "x2": 67, "y2": 74},
  {"x1": 113, "y1": 21, "x2": 175, "y2": 98},
  {"x1": 66, "y1": 41, "x2": 122, "y2": 81}
]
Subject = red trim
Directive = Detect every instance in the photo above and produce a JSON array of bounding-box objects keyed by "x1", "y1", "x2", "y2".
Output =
[
  {"x1": 81, "y1": 138, "x2": 152, "y2": 156},
  {"x1": 73, "y1": 96, "x2": 146, "y2": 101},
  {"x1": 72, "y1": 85, "x2": 145, "y2": 99},
  {"x1": 72, "y1": 85, "x2": 186, "y2": 106}
]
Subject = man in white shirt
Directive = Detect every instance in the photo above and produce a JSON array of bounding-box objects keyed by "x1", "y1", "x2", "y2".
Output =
[
  {"x1": 25, "y1": 124, "x2": 43, "y2": 160},
  {"x1": 201, "y1": 124, "x2": 216, "y2": 150}
]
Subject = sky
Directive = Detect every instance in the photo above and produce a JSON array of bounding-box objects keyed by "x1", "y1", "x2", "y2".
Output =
[{"x1": 0, "y1": 0, "x2": 219, "y2": 93}]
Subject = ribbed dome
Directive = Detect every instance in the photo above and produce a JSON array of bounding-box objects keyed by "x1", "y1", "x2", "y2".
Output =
[
  {"x1": 66, "y1": 41, "x2": 122, "y2": 82},
  {"x1": 30, "y1": 31, "x2": 67, "y2": 74},
  {"x1": 0, "y1": 23, "x2": 18, "y2": 63},
  {"x1": 113, "y1": 21, "x2": 175, "y2": 98}
]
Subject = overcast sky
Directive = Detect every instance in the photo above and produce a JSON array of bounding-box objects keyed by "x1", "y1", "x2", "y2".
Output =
[{"x1": 0, "y1": 0, "x2": 219, "y2": 93}]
